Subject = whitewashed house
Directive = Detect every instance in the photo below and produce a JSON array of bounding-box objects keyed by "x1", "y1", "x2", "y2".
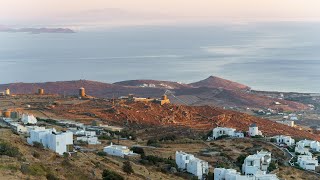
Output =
[
  {"x1": 77, "y1": 136, "x2": 101, "y2": 145},
  {"x1": 175, "y1": 151, "x2": 209, "y2": 180},
  {"x1": 74, "y1": 130, "x2": 96, "y2": 137},
  {"x1": 242, "y1": 150, "x2": 271, "y2": 176},
  {"x1": 214, "y1": 168, "x2": 279, "y2": 180},
  {"x1": 27, "y1": 128, "x2": 73, "y2": 155},
  {"x1": 26, "y1": 126, "x2": 46, "y2": 135},
  {"x1": 310, "y1": 141, "x2": 320, "y2": 152},
  {"x1": 248, "y1": 124, "x2": 262, "y2": 137},
  {"x1": 21, "y1": 114, "x2": 37, "y2": 125},
  {"x1": 10, "y1": 123, "x2": 27, "y2": 134},
  {"x1": 211, "y1": 127, "x2": 244, "y2": 140},
  {"x1": 103, "y1": 143, "x2": 137, "y2": 158},
  {"x1": 295, "y1": 143, "x2": 312, "y2": 156},
  {"x1": 297, "y1": 155, "x2": 319, "y2": 170},
  {"x1": 275, "y1": 120, "x2": 294, "y2": 127},
  {"x1": 273, "y1": 135, "x2": 295, "y2": 146}
]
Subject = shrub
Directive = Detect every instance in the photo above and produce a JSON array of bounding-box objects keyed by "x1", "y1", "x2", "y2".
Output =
[
  {"x1": 102, "y1": 169, "x2": 124, "y2": 180},
  {"x1": 251, "y1": 135, "x2": 264, "y2": 139},
  {"x1": 0, "y1": 142, "x2": 21, "y2": 158},
  {"x1": 130, "y1": 147, "x2": 145, "y2": 156},
  {"x1": 268, "y1": 162, "x2": 277, "y2": 172},
  {"x1": 33, "y1": 151, "x2": 40, "y2": 158},
  {"x1": 98, "y1": 135, "x2": 113, "y2": 140},
  {"x1": 215, "y1": 135, "x2": 229, "y2": 140},
  {"x1": 147, "y1": 139, "x2": 161, "y2": 147},
  {"x1": 25, "y1": 164, "x2": 47, "y2": 176},
  {"x1": 97, "y1": 151, "x2": 107, "y2": 156},
  {"x1": 236, "y1": 154, "x2": 247, "y2": 167},
  {"x1": 122, "y1": 161, "x2": 134, "y2": 175},
  {"x1": 46, "y1": 173, "x2": 59, "y2": 180},
  {"x1": 33, "y1": 142, "x2": 44, "y2": 149},
  {"x1": 159, "y1": 135, "x2": 177, "y2": 141}
]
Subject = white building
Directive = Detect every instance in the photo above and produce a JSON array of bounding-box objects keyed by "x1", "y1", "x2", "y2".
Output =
[
  {"x1": 310, "y1": 141, "x2": 320, "y2": 152},
  {"x1": 10, "y1": 123, "x2": 27, "y2": 134},
  {"x1": 103, "y1": 143, "x2": 137, "y2": 158},
  {"x1": 211, "y1": 127, "x2": 244, "y2": 140},
  {"x1": 275, "y1": 120, "x2": 294, "y2": 127},
  {"x1": 77, "y1": 136, "x2": 101, "y2": 145},
  {"x1": 294, "y1": 139, "x2": 320, "y2": 155},
  {"x1": 297, "y1": 155, "x2": 319, "y2": 170},
  {"x1": 27, "y1": 128, "x2": 73, "y2": 155},
  {"x1": 273, "y1": 135, "x2": 295, "y2": 146},
  {"x1": 214, "y1": 168, "x2": 279, "y2": 180},
  {"x1": 74, "y1": 130, "x2": 96, "y2": 137},
  {"x1": 26, "y1": 126, "x2": 46, "y2": 135},
  {"x1": 21, "y1": 114, "x2": 37, "y2": 125},
  {"x1": 242, "y1": 150, "x2": 271, "y2": 176},
  {"x1": 175, "y1": 151, "x2": 208, "y2": 180},
  {"x1": 295, "y1": 143, "x2": 312, "y2": 156},
  {"x1": 249, "y1": 124, "x2": 262, "y2": 137}
]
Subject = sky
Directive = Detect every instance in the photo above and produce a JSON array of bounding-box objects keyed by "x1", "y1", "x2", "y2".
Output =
[{"x1": 1, "y1": 0, "x2": 320, "y2": 28}]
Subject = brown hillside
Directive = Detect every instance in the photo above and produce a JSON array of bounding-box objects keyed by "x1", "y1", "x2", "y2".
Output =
[
  {"x1": 49, "y1": 100, "x2": 319, "y2": 141},
  {"x1": 189, "y1": 76, "x2": 250, "y2": 91}
]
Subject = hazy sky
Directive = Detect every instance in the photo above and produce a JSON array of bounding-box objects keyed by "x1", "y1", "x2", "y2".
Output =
[{"x1": 1, "y1": 0, "x2": 320, "y2": 28}]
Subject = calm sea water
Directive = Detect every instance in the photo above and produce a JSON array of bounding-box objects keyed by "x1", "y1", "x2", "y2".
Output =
[{"x1": 1, "y1": 22, "x2": 320, "y2": 93}]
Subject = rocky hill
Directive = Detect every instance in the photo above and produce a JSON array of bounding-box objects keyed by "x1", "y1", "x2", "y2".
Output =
[{"x1": 189, "y1": 76, "x2": 250, "y2": 91}]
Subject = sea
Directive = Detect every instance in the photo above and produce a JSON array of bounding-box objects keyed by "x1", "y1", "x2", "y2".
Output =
[{"x1": 1, "y1": 22, "x2": 320, "y2": 93}]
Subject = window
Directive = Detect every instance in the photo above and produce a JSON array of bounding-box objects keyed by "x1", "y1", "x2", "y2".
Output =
[{"x1": 57, "y1": 142, "x2": 59, "y2": 146}]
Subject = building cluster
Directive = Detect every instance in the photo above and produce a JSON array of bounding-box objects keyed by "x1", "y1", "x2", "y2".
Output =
[
  {"x1": 272, "y1": 135, "x2": 295, "y2": 146},
  {"x1": 294, "y1": 139, "x2": 320, "y2": 170},
  {"x1": 1, "y1": 114, "x2": 74, "y2": 155},
  {"x1": 175, "y1": 151, "x2": 209, "y2": 180},
  {"x1": 119, "y1": 94, "x2": 170, "y2": 105},
  {"x1": 209, "y1": 127, "x2": 244, "y2": 140},
  {"x1": 210, "y1": 123, "x2": 263, "y2": 140},
  {"x1": 215, "y1": 150, "x2": 278, "y2": 180},
  {"x1": 69, "y1": 128, "x2": 101, "y2": 145}
]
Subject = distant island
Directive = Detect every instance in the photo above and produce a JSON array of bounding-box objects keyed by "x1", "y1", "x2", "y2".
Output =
[{"x1": 0, "y1": 26, "x2": 75, "y2": 34}]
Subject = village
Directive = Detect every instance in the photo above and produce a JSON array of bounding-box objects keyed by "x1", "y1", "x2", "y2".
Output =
[{"x1": 1, "y1": 87, "x2": 320, "y2": 179}]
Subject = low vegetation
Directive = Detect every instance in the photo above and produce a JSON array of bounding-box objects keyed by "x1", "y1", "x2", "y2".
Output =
[
  {"x1": 102, "y1": 169, "x2": 124, "y2": 180},
  {"x1": 0, "y1": 141, "x2": 22, "y2": 158}
]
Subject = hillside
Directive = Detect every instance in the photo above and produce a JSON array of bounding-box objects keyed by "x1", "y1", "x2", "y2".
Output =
[
  {"x1": 189, "y1": 76, "x2": 250, "y2": 91},
  {"x1": 43, "y1": 99, "x2": 319, "y2": 141},
  {"x1": 0, "y1": 77, "x2": 309, "y2": 111}
]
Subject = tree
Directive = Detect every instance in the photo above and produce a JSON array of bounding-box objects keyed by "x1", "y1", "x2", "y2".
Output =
[{"x1": 122, "y1": 161, "x2": 134, "y2": 175}]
